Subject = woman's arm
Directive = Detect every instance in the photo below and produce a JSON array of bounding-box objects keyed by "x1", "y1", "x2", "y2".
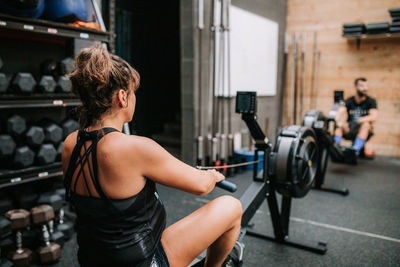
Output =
[{"x1": 130, "y1": 136, "x2": 225, "y2": 196}]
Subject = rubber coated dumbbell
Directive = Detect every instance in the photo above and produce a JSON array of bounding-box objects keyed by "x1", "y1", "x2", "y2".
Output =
[
  {"x1": 25, "y1": 126, "x2": 45, "y2": 148},
  {"x1": 11, "y1": 73, "x2": 36, "y2": 94},
  {"x1": 0, "y1": 57, "x2": 10, "y2": 94},
  {"x1": 41, "y1": 121, "x2": 63, "y2": 145},
  {"x1": 5, "y1": 115, "x2": 26, "y2": 137},
  {"x1": 56, "y1": 76, "x2": 72, "y2": 93},
  {"x1": 62, "y1": 119, "x2": 79, "y2": 138},
  {"x1": 0, "y1": 73, "x2": 10, "y2": 94},
  {"x1": 0, "y1": 135, "x2": 16, "y2": 160},
  {"x1": 56, "y1": 141, "x2": 63, "y2": 161},
  {"x1": 36, "y1": 144, "x2": 57, "y2": 165},
  {"x1": 38, "y1": 193, "x2": 65, "y2": 246},
  {"x1": 13, "y1": 146, "x2": 35, "y2": 168},
  {"x1": 4, "y1": 209, "x2": 32, "y2": 267},
  {"x1": 0, "y1": 216, "x2": 12, "y2": 267},
  {"x1": 30, "y1": 205, "x2": 61, "y2": 264},
  {"x1": 38, "y1": 75, "x2": 57, "y2": 93},
  {"x1": 59, "y1": 57, "x2": 75, "y2": 75}
]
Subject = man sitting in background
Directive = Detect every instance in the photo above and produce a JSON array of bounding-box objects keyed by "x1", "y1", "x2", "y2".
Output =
[{"x1": 334, "y1": 77, "x2": 378, "y2": 157}]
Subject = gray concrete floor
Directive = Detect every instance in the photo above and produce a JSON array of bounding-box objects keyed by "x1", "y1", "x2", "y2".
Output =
[{"x1": 53, "y1": 155, "x2": 400, "y2": 266}]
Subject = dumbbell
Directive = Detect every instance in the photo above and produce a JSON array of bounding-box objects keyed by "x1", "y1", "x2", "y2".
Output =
[
  {"x1": 0, "y1": 216, "x2": 13, "y2": 267},
  {"x1": 11, "y1": 73, "x2": 36, "y2": 94},
  {"x1": 59, "y1": 57, "x2": 75, "y2": 75},
  {"x1": 62, "y1": 119, "x2": 79, "y2": 138},
  {"x1": 56, "y1": 76, "x2": 72, "y2": 93},
  {"x1": 38, "y1": 75, "x2": 57, "y2": 94},
  {"x1": 38, "y1": 193, "x2": 65, "y2": 246},
  {"x1": 36, "y1": 144, "x2": 57, "y2": 165},
  {"x1": 4, "y1": 209, "x2": 32, "y2": 267},
  {"x1": 40, "y1": 121, "x2": 63, "y2": 145},
  {"x1": 5, "y1": 115, "x2": 26, "y2": 137},
  {"x1": 13, "y1": 146, "x2": 35, "y2": 169},
  {"x1": 0, "y1": 73, "x2": 10, "y2": 94},
  {"x1": 56, "y1": 141, "x2": 63, "y2": 161},
  {"x1": 25, "y1": 126, "x2": 45, "y2": 148},
  {"x1": 30, "y1": 205, "x2": 61, "y2": 264},
  {"x1": 0, "y1": 57, "x2": 9, "y2": 94},
  {"x1": 0, "y1": 135, "x2": 16, "y2": 160}
]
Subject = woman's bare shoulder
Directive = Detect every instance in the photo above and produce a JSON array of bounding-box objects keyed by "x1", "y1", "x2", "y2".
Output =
[
  {"x1": 63, "y1": 131, "x2": 78, "y2": 153},
  {"x1": 100, "y1": 133, "x2": 159, "y2": 155}
]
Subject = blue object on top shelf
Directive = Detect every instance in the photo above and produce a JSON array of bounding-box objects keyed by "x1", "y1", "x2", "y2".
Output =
[
  {"x1": 0, "y1": 0, "x2": 45, "y2": 19},
  {"x1": 234, "y1": 148, "x2": 264, "y2": 170},
  {"x1": 43, "y1": 0, "x2": 88, "y2": 23}
]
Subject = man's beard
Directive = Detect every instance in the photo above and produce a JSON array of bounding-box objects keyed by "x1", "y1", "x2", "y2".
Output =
[{"x1": 357, "y1": 90, "x2": 366, "y2": 97}]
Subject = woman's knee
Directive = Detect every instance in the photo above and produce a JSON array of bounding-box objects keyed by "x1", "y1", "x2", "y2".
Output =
[{"x1": 213, "y1": 195, "x2": 242, "y2": 220}]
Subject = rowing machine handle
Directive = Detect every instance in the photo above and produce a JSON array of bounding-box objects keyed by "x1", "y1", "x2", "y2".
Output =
[{"x1": 216, "y1": 180, "x2": 237, "y2": 192}]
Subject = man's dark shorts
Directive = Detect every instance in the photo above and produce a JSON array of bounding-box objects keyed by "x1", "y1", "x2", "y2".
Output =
[
  {"x1": 343, "y1": 120, "x2": 374, "y2": 141},
  {"x1": 343, "y1": 120, "x2": 360, "y2": 140}
]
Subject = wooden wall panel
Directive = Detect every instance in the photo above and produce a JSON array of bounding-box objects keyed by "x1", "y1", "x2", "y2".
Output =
[{"x1": 284, "y1": 0, "x2": 400, "y2": 156}]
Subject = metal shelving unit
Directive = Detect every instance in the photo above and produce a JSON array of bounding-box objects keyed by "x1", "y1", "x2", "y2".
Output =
[
  {"x1": 0, "y1": 7, "x2": 110, "y2": 188},
  {"x1": 344, "y1": 32, "x2": 400, "y2": 49},
  {"x1": 0, "y1": 163, "x2": 62, "y2": 189},
  {"x1": 0, "y1": 94, "x2": 81, "y2": 109},
  {"x1": 0, "y1": 12, "x2": 110, "y2": 42},
  {"x1": 343, "y1": 32, "x2": 400, "y2": 39}
]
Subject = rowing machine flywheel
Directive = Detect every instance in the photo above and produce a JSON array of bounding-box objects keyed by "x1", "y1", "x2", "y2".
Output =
[{"x1": 273, "y1": 126, "x2": 319, "y2": 198}]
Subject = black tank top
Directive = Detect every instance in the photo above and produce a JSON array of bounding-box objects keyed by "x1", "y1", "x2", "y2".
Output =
[{"x1": 63, "y1": 128, "x2": 166, "y2": 266}]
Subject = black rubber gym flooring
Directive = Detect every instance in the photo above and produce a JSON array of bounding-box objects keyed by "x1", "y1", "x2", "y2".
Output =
[{"x1": 53, "y1": 156, "x2": 400, "y2": 266}]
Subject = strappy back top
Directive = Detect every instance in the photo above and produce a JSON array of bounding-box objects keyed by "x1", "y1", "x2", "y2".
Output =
[{"x1": 63, "y1": 128, "x2": 166, "y2": 265}]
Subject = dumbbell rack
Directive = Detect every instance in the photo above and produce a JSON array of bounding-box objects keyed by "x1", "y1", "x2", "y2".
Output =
[{"x1": 0, "y1": 12, "x2": 110, "y2": 189}]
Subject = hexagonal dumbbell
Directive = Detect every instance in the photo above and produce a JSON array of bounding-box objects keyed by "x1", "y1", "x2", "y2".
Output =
[
  {"x1": 30, "y1": 205, "x2": 61, "y2": 264},
  {"x1": 0, "y1": 135, "x2": 16, "y2": 160},
  {"x1": 56, "y1": 141, "x2": 63, "y2": 161},
  {"x1": 62, "y1": 119, "x2": 79, "y2": 139},
  {"x1": 41, "y1": 122, "x2": 63, "y2": 145},
  {"x1": 25, "y1": 126, "x2": 45, "y2": 148},
  {"x1": 13, "y1": 146, "x2": 35, "y2": 168},
  {"x1": 12, "y1": 73, "x2": 36, "y2": 94},
  {"x1": 38, "y1": 75, "x2": 57, "y2": 94},
  {"x1": 59, "y1": 57, "x2": 75, "y2": 75},
  {"x1": 7, "y1": 115, "x2": 26, "y2": 137},
  {"x1": 38, "y1": 193, "x2": 65, "y2": 246},
  {"x1": 56, "y1": 76, "x2": 72, "y2": 93},
  {"x1": 36, "y1": 144, "x2": 57, "y2": 165},
  {"x1": 0, "y1": 73, "x2": 10, "y2": 94},
  {"x1": 4, "y1": 209, "x2": 32, "y2": 267}
]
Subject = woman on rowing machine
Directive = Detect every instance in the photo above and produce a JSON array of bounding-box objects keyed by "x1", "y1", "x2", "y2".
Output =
[{"x1": 61, "y1": 44, "x2": 242, "y2": 267}]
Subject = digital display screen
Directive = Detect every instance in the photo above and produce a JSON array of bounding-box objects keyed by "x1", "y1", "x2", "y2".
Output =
[{"x1": 236, "y1": 91, "x2": 256, "y2": 114}]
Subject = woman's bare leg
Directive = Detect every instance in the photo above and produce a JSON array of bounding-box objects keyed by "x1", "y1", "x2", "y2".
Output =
[{"x1": 161, "y1": 195, "x2": 242, "y2": 267}]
